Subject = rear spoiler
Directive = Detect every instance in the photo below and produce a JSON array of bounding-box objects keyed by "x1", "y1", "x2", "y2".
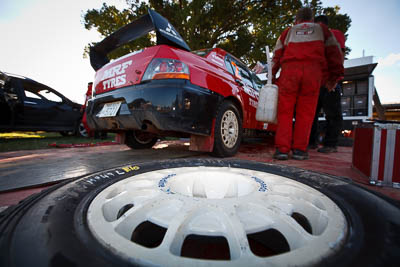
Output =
[{"x1": 90, "y1": 9, "x2": 191, "y2": 71}]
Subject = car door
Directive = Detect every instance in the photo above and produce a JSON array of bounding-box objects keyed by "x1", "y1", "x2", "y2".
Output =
[
  {"x1": 37, "y1": 88, "x2": 81, "y2": 128},
  {"x1": 20, "y1": 83, "x2": 55, "y2": 128},
  {"x1": 225, "y1": 57, "x2": 260, "y2": 127},
  {"x1": 20, "y1": 79, "x2": 82, "y2": 131}
]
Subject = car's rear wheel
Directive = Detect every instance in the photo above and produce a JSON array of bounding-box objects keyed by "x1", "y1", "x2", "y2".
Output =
[
  {"x1": 212, "y1": 101, "x2": 242, "y2": 157},
  {"x1": 1, "y1": 159, "x2": 399, "y2": 267},
  {"x1": 125, "y1": 130, "x2": 158, "y2": 149}
]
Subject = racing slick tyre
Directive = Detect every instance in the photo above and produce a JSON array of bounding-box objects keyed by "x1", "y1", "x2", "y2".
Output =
[
  {"x1": 1, "y1": 159, "x2": 399, "y2": 267},
  {"x1": 125, "y1": 130, "x2": 158, "y2": 149},
  {"x1": 212, "y1": 101, "x2": 243, "y2": 157}
]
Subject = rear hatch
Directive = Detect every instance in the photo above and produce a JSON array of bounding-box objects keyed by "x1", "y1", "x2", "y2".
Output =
[{"x1": 90, "y1": 9, "x2": 191, "y2": 95}]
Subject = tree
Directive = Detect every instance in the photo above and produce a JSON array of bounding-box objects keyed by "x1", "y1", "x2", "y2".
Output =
[{"x1": 83, "y1": 0, "x2": 351, "y2": 66}]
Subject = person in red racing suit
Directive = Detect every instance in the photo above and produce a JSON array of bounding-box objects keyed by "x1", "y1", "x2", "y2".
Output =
[
  {"x1": 81, "y1": 82, "x2": 94, "y2": 137},
  {"x1": 271, "y1": 7, "x2": 343, "y2": 160}
]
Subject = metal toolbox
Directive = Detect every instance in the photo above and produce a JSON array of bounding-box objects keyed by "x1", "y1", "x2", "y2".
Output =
[
  {"x1": 353, "y1": 108, "x2": 367, "y2": 116},
  {"x1": 342, "y1": 81, "x2": 356, "y2": 96},
  {"x1": 342, "y1": 109, "x2": 351, "y2": 117},
  {"x1": 356, "y1": 80, "x2": 368, "y2": 94},
  {"x1": 341, "y1": 96, "x2": 351, "y2": 109},
  {"x1": 353, "y1": 95, "x2": 368, "y2": 109},
  {"x1": 352, "y1": 123, "x2": 400, "y2": 188}
]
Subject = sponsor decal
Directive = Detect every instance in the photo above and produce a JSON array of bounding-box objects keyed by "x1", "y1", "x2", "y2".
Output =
[
  {"x1": 296, "y1": 29, "x2": 314, "y2": 35},
  {"x1": 158, "y1": 173, "x2": 176, "y2": 194},
  {"x1": 211, "y1": 54, "x2": 224, "y2": 67},
  {"x1": 102, "y1": 60, "x2": 132, "y2": 90},
  {"x1": 41, "y1": 206, "x2": 54, "y2": 223},
  {"x1": 231, "y1": 61, "x2": 241, "y2": 79},
  {"x1": 232, "y1": 86, "x2": 239, "y2": 95},
  {"x1": 159, "y1": 23, "x2": 184, "y2": 42},
  {"x1": 84, "y1": 165, "x2": 140, "y2": 185},
  {"x1": 122, "y1": 165, "x2": 140, "y2": 173},
  {"x1": 249, "y1": 98, "x2": 258, "y2": 108},
  {"x1": 243, "y1": 84, "x2": 259, "y2": 99},
  {"x1": 251, "y1": 176, "x2": 268, "y2": 192},
  {"x1": 296, "y1": 24, "x2": 314, "y2": 35},
  {"x1": 166, "y1": 23, "x2": 177, "y2": 36}
]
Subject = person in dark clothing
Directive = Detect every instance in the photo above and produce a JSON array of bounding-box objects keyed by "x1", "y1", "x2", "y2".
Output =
[{"x1": 309, "y1": 15, "x2": 345, "y2": 153}]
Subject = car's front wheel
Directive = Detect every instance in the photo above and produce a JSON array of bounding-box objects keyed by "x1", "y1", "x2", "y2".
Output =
[
  {"x1": 212, "y1": 100, "x2": 242, "y2": 157},
  {"x1": 125, "y1": 130, "x2": 158, "y2": 149}
]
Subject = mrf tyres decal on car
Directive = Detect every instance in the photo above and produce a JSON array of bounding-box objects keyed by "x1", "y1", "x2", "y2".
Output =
[{"x1": 101, "y1": 60, "x2": 132, "y2": 90}]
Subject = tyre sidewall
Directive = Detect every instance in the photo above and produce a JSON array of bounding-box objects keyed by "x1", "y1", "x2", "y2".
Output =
[{"x1": 1, "y1": 159, "x2": 400, "y2": 267}]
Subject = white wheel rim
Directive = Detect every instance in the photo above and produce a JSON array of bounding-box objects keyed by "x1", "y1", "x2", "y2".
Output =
[
  {"x1": 87, "y1": 166, "x2": 347, "y2": 267},
  {"x1": 220, "y1": 110, "x2": 239, "y2": 149},
  {"x1": 79, "y1": 123, "x2": 88, "y2": 137}
]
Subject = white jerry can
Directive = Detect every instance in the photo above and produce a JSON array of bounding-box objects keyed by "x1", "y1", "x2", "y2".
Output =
[
  {"x1": 256, "y1": 46, "x2": 278, "y2": 123},
  {"x1": 256, "y1": 83, "x2": 278, "y2": 123}
]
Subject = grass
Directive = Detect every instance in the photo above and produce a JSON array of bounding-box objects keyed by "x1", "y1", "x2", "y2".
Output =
[{"x1": 0, "y1": 132, "x2": 116, "y2": 152}]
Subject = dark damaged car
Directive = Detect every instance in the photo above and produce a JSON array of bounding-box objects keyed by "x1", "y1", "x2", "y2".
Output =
[
  {"x1": 0, "y1": 72, "x2": 83, "y2": 135},
  {"x1": 86, "y1": 9, "x2": 275, "y2": 157}
]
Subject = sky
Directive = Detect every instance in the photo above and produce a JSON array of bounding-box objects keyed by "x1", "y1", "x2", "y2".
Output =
[{"x1": 0, "y1": 0, "x2": 399, "y2": 104}]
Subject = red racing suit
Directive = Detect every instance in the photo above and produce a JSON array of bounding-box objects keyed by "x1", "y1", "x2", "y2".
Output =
[
  {"x1": 331, "y1": 29, "x2": 345, "y2": 51},
  {"x1": 81, "y1": 83, "x2": 93, "y2": 136},
  {"x1": 271, "y1": 21, "x2": 343, "y2": 153}
]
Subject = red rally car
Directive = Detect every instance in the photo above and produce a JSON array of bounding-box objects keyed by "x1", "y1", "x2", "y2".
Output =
[{"x1": 86, "y1": 9, "x2": 275, "y2": 157}]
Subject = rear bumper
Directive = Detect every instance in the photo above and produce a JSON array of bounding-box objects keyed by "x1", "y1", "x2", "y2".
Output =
[{"x1": 86, "y1": 79, "x2": 222, "y2": 136}]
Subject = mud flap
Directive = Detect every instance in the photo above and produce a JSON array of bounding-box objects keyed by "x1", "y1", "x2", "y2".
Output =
[
  {"x1": 115, "y1": 132, "x2": 126, "y2": 144},
  {"x1": 189, "y1": 119, "x2": 215, "y2": 152}
]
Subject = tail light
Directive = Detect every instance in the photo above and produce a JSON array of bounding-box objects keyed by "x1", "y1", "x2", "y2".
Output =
[{"x1": 142, "y1": 58, "x2": 190, "y2": 81}]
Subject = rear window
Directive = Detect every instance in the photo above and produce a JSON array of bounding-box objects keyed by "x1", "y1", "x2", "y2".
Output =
[{"x1": 22, "y1": 81, "x2": 63, "y2": 103}]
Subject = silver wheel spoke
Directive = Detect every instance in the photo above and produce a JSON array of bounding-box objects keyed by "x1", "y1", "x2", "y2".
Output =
[
  {"x1": 221, "y1": 110, "x2": 238, "y2": 148},
  {"x1": 215, "y1": 206, "x2": 251, "y2": 259}
]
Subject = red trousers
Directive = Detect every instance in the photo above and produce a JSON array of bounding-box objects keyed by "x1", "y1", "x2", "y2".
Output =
[
  {"x1": 275, "y1": 62, "x2": 322, "y2": 153},
  {"x1": 81, "y1": 111, "x2": 94, "y2": 137}
]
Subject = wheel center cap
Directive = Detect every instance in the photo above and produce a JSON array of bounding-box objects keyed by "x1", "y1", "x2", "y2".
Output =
[{"x1": 166, "y1": 170, "x2": 259, "y2": 199}]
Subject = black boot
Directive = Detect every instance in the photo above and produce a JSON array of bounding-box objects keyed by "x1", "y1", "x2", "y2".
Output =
[
  {"x1": 292, "y1": 150, "x2": 309, "y2": 160},
  {"x1": 273, "y1": 149, "x2": 289, "y2": 160}
]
